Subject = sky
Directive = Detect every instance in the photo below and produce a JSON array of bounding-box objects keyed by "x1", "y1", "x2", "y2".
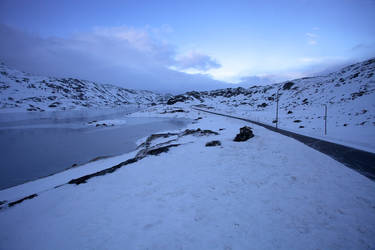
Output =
[{"x1": 0, "y1": 0, "x2": 375, "y2": 92}]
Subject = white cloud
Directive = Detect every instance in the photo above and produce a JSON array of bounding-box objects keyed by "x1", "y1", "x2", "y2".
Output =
[
  {"x1": 175, "y1": 51, "x2": 221, "y2": 71},
  {"x1": 306, "y1": 32, "x2": 318, "y2": 45}
]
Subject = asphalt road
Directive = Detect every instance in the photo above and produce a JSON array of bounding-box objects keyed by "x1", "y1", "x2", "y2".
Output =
[{"x1": 193, "y1": 107, "x2": 375, "y2": 181}]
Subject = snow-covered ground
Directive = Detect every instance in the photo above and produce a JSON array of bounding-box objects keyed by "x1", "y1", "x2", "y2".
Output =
[
  {"x1": 1, "y1": 58, "x2": 374, "y2": 152},
  {"x1": 165, "y1": 58, "x2": 375, "y2": 153},
  {"x1": 0, "y1": 62, "x2": 168, "y2": 112},
  {"x1": 1, "y1": 105, "x2": 374, "y2": 250},
  {"x1": 202, "y1": 103, "x2": 375, "y2": 154}
]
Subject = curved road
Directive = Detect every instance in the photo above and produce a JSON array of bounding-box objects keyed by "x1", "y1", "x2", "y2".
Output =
[{"x1": 193, "y1": 107, "x2": 375, "y2": 181}]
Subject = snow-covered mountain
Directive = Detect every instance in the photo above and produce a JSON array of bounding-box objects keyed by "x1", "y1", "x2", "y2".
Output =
[
  {"x1": 0, "y1": 63, "x2": 168, "y2": 112},
  {"x1": 166, "y1": 58, "x2": 375, "y2": 151}
]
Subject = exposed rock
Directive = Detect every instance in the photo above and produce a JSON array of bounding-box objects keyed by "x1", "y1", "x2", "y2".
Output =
[
  {"x1": 8, "y1": 194, "x2": 38, "y2": 207},
  {"x1": 89, "y1": 155, "x2": 112, "y2": 162},
  {"x1": 68, "y1": 158, "x2": 138, "y2": 185},
  {"x1": 146, "y1": 144, "x2": 180, "y2": 156},
  {"x1": 167, "y1": 95, "x2": 192, "y2": 105},
  {"x1": 293, "y1": 120, "x2": 302, "y2": 123},
  {"x1": 48, "y1": 102, "x2": 60, "y2": 108},
  {"x1": 233, "y1": 126, "x2": 254, "y2": 142},
  {"x1": 96, "y1": 123, "x2": 112, "y2": 127},
  {"x1": 161, "y1": 109, "x2": 186, "y2": 114},
  {"x1": 137, "y1": 132, "x2": 179, "y2": 150},
  {"x1": 258, "y1": 102, "x2": 268, "y2": 108},
  {"x1": 182, "y1": 128, "x2": 219, "y2": 136},
  {"x1": 205, "y1": 140, "x2": 221, "y2": 147},
  {"x1": 282, "y1": 81, "x2": 294, "y2": 90},
  {"x1": 186, "y1": 91, "x2": 203, "y2": 101}
]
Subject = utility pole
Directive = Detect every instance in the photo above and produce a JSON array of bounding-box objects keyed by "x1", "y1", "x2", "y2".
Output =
[
  {"x1": 323, "y1": 104, "x2": 327, "y2": 135},
  {"x1": 275, "y1": 88, "x2": 280, "y2": 129}
]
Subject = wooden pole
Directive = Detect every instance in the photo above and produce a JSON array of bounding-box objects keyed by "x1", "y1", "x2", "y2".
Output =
[
  {"x1": 276, "y1": 89, "x2": 279, "y2": 129},
  {"x1": 324, "y1": 104, "x2": 327, "y2": 135}
]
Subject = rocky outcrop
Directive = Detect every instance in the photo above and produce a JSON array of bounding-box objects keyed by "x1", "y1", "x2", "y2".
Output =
[
  {"x1": 68, "y1": 127, "x2": 219, "y2": 186},
  {"x1": 205, "y1": 140, "x2": 221, "y2": 147},
  {"x1": 167, "y1": 95, "x2": 192, "y2": 105},
  {"x1": 282, "y1": 81, "x2": 294, "y2": 90},
  {"x1": 233, "y1": 126, "x2": 254, "y2": 142}
]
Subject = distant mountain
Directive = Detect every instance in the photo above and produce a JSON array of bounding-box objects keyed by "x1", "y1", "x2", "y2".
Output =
[
  {"x1": 0, "y1": 63, "x2": 169, "y2": 112},
  {"x1": 168, "y1": 58, "x2": 375, "y2": 108},
  {"x1": 166, "y1": 58, "x2": 375, "y2": 150}
]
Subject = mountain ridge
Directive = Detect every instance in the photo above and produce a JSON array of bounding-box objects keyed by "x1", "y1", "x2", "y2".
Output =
[{"x1": 0, "y1": 62, "x2": 169, "y2": 112}]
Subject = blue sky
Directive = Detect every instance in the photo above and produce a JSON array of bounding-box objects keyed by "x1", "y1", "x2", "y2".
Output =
[{"x1": 0, "y1": 0, "x2": 374, "y2": 91}]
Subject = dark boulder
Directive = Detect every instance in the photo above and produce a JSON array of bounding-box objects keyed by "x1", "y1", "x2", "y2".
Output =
[
  {"x1": 257, "y1": 102, "x2": 268, "y2": 108},
  {"x1": 282, "y1": 81, "x2": 294, "y2": 90},
  {"x1": 182, "y1": 128, "x2": 219, "y2": 136},
  {"x1": 161, "y1": 109, "x2": 186, "y2": 114},
  {"x1": 233, "y1": 126, "x2": 254, "y2": 142},
  {"x1": 205, "y1": 140, "x2": 221, "y2": 147},
  {"x1": 186, "y1": 91, "x2": 203, "y2": 101},
  {"x1": 167, "y1": 95, "x2": 192, "y2": 105},
  {"x1": 146, "y1": 144, "x2": 180, "y2": 156}
]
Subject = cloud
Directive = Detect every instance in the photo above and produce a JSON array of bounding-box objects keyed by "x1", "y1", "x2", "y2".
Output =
[
  {"x1": 351, "y1": 43, "x2": 375, "y2": 56},
  {"x1": 306, "y1": 32, "x2": 318, "y2": 45},
  {"x1": 296, "y1": 56, "x2": 355, "y2": 76},
  {"x1": 238, "y1": 75, "x2": 274, "y2": 86},
  {"x1": 0, "y1": 24, "x2": 226, "y2": 93},
  {"x1": 175, "y1": 51, "x2": 221, "y2": 71}
]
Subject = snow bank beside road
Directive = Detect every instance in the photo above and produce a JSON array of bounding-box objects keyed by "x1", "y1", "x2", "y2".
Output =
[{"x1": 0, "y1": 106, "x2": 374, "y2": 250}]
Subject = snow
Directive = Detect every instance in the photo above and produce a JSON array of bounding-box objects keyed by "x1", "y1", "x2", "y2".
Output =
[
  {"x1": 1, "y1": 105, "x2": 374, "y2": 250},
  {"x1": 165, "y1": 58, "x2": 375, "y2": 153},
  {"x1": 0, "y1": 63, "x2": 166, "y2": 113}
]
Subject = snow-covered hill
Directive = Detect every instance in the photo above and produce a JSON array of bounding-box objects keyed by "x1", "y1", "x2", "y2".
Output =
[
  {"x1": 166, "y1": 58, "x2": 375, "y2": 151},
  {"x1": 0, "y1": 63, "x2": 168, "y2": 112}
]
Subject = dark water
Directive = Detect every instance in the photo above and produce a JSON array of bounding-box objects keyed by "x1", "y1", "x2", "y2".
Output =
[{"x1": 0, "y1": 116, "x2": 190, "y2": 190}]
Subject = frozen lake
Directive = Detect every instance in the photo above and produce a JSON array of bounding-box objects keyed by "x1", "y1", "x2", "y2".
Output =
[{"x1": 0, "y1": 111, "x2": 190, "y2": 190}]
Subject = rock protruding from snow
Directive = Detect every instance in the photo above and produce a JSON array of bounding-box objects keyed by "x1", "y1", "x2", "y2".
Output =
[
  {"x1": 282, "y1": 81, "x2": 294, "y2": 90},
  {"x1": 205, "y1": 140, "x2": 221, "y2": 147},
  {"x1": 167, "y1": 95, "x2": 192, "y2": 105},
  {"x1": 233, "y1": 126, "x2": 254, "y2": 142}
]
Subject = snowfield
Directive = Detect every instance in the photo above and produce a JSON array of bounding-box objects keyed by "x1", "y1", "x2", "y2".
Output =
[
  {"x1": 164, "y1": 58, "x2": 375, "y2": 153},
  {"x1": 1, "y1": 106, "x2": 374, "y2": 250}
]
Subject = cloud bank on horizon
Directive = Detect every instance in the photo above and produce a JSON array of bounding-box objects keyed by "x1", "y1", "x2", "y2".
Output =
[
  {"x1": 0, "y1": 24, "x2": 228, "y2": 93},
  {"x1": 0, "y1": 0, "x2": 374, "y2": 93}
]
